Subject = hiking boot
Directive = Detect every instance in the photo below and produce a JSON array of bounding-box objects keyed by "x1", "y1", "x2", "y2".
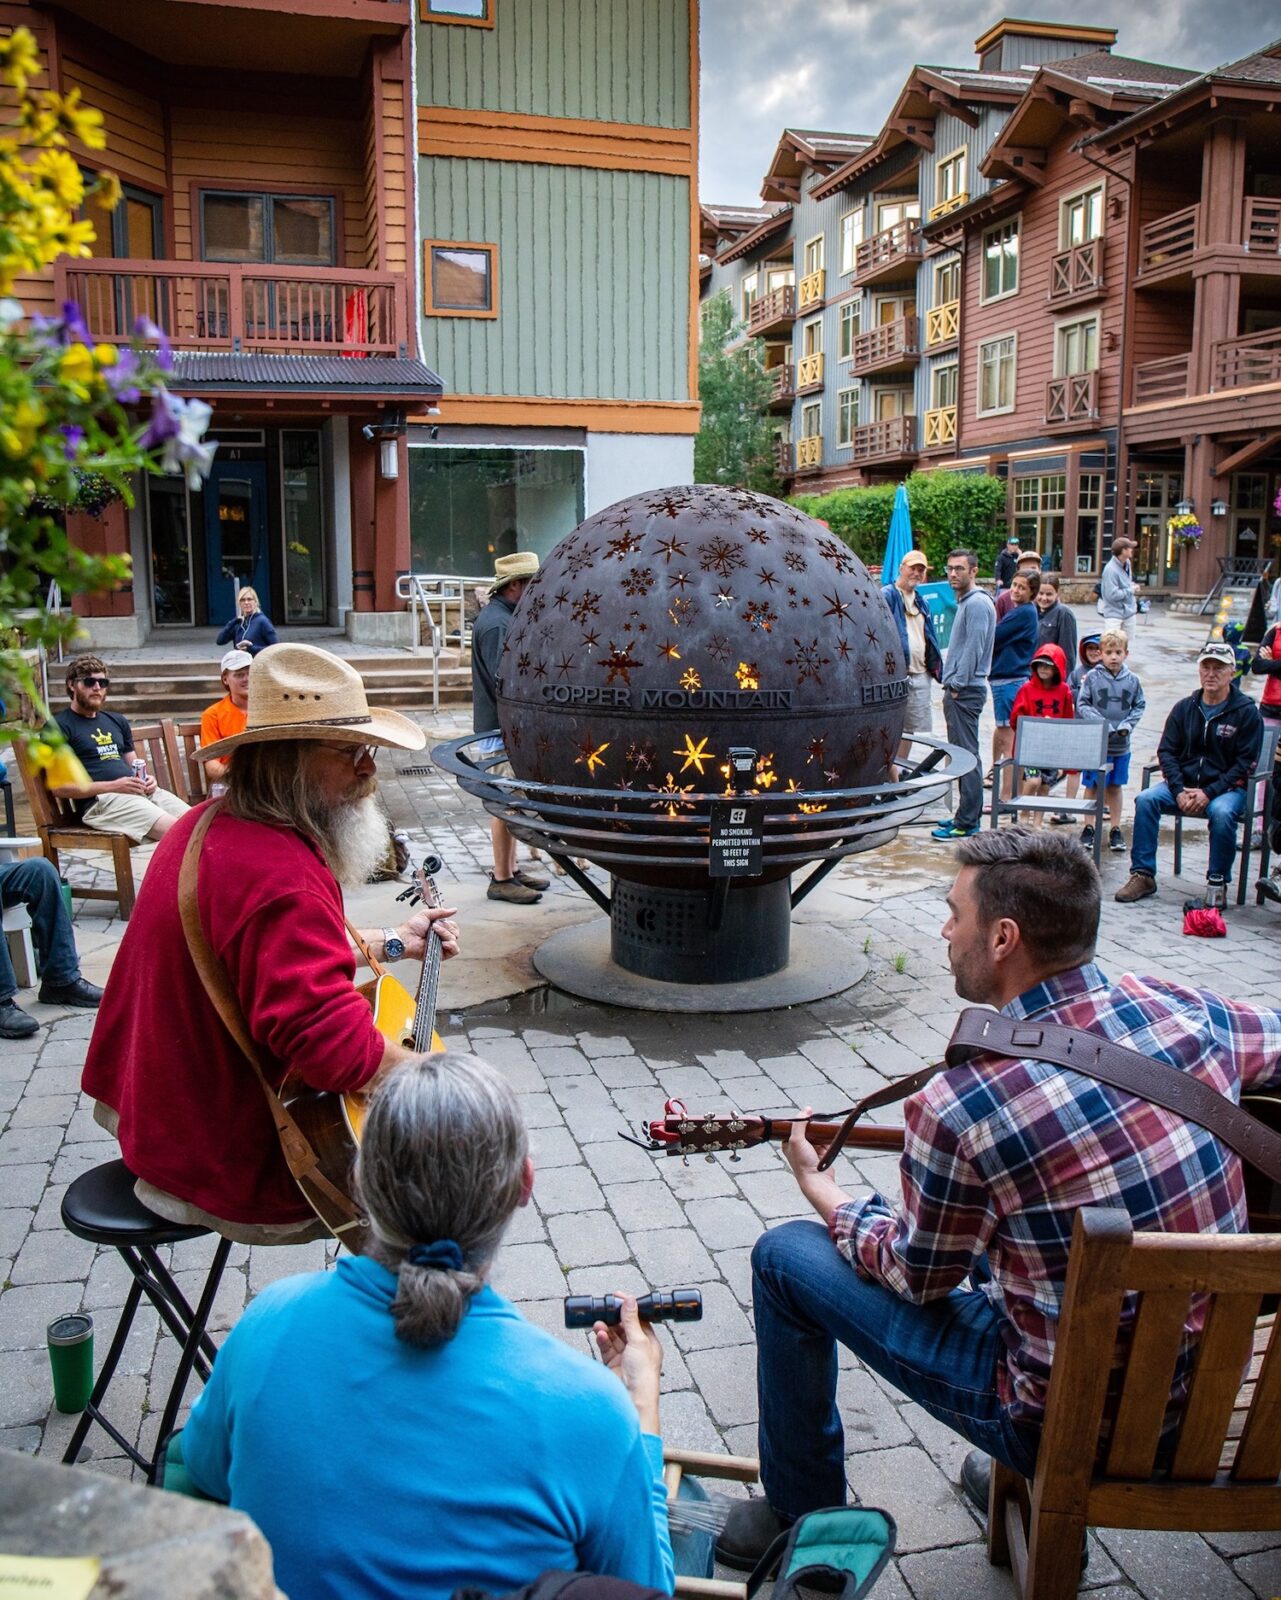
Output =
[
  {"x1": 1204, "y1": 873, "x2": 1227, "y2": 911},
  {"x1": 1260, "y1": 871, "x2": 1281, "y2": 905},
  {"x1": 1115, "y1": 871, "x2": 1157, "y2": 903},
  {"x1": 930, "y1": 821, "x2": 980, "y2": 841},
  {"x1": 487, "y1": 875, "x2": 541, "y2": 905},
  {"x1": 0, "y1": 1000, "x2": 39, "y2": 1039},
  {"x1": 1108, "y1": 827, "x2": 1126, "y2": 854},
  {"x1": 715, "y1": 1498, "x2": 792, "y2": 1572},
  {"x1": 1079, "y1": 825, "x2": 1096, "y2": 851},
  {"x1": 38, "y1": 975, "x2": 103, "y2": 1009},
  {"x1": 514, "y1": 865, "x2": 551, "y2": 891}
]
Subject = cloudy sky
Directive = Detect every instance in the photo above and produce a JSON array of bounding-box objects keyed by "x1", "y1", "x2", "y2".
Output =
[{"x1": 698, "y1": 0, "x2": 1281, "y2": 204}]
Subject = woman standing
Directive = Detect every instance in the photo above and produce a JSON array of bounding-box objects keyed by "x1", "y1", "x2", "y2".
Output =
[{"x1": 216, "y1": 586, "x2": 277, "y2": 654}]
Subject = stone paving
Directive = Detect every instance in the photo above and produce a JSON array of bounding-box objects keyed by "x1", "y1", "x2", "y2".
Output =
[{"x1": 3, "y1": 602, "x2": 1280, "y2": 1599}]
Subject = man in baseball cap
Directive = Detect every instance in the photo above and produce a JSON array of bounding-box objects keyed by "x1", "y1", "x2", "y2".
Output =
[
  {"x1": 200, "y1": 648, "x2": 254, "y2": 793},
  {"x1": 881, "y1": 551, "x2": 941, "y2": 764},
  {"x1": 1116, "y1": 639, "x2": 1263, "y2": 908}
]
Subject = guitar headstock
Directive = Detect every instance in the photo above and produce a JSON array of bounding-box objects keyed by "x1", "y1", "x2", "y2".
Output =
[
  {"x1": 640, "y1": 1098, "x2": 769, "y2": 1156},
  {"x1": 396, "y1": 853, "x2": 444, "y2": 910}
]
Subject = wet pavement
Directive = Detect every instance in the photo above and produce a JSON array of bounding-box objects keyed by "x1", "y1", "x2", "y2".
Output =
[{"x1": 2, "y1": 601, "x2": 1279, "y2": 1599}]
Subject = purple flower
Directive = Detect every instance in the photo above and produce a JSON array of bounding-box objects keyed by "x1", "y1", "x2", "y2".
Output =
[
  {"x1": 59, "y1": 424, "x2": 85, "y2": 462},
  {"x1": 133, "y1": 315, "x2": 172, "y2": 372},
  {"x1": 141, "y1": 385, "x2": 181, "y2": 448},
  {"x1": 61, "y1": 301, "x2": 90, "y2": 345},
  {"x1": 105, "y1": 346, "x2": 141, "y2": 404},
  {"x1": 143, "y1": 386, "x2": 217, "y2": 490}
]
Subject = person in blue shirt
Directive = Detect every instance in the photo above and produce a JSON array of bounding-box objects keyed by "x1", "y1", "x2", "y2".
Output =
[
  {"x1": 182, "y1": 1052, "x2": 674, "y2": 1600},
  {"x1": 215, "y1": 587, "x2": 277, "y2": 654}
]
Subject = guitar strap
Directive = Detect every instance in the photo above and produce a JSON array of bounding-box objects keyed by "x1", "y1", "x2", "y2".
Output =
[
  {"x1": 177, "y1": 803, "x2": 365, "y2": 1238},
  {"x1": 817, "y1": 1006, "x2": 1281, "y2": 1189}
]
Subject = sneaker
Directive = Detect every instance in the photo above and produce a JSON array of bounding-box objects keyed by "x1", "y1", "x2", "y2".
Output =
[
  {"x1": 1050, "y1": 813, "x2": 1073, "y2": 826},
  {"x1": 487, "y1": 875, "x2": 541, "y2": 905},
  {"x1": 1259, "y1": 873, "x2": 1281, "y2": 905},
  {"x1": 930, "y1": 821, "x2": 980, "y2": 841},
  {"x1": 1115, "y1": 871, "x2": 1158, "y2": 903},
  {"x1": 1205, "y1": 873, "x2": 1227, "y2": 910},
  {"x1": 714, "y1": 1498, "x2": 792, "y2": 1572},
  {"x1": 1109, "y1": 827, "x2": 1126, "y2": 854},
  {"x1": 514, "y1": 865, "x2": 551, "y2": 891},
  {"x1": 37, "y1": 976, "x2": 103, "y2": 1009},
  {"x1": 1079, "y1": 825, "x2": 1096, "y2": 851},
  {"x1": 0, "y1": 1000, "x2": 39, "y2": 1039}
]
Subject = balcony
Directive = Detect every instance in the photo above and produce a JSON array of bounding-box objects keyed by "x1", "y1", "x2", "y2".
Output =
[
  {"x1": 774, "y1": 438, "x2": 794, "y2": 476},
  {"x1": 850, "y1": 315, "x2": 920, "y2": 378},
  {"x1": 925, "y1": 300, "x2": 959, "y2": 348},
  {"x1": 768, "y1": 364, "x2": 795, "y2": 409},
  {"x1": 1048, "y1": 238, "x2": 1105, "y2": 306},
  {"x1": 57, "y1": 259, "x2": 407, "y2": 357},
  {"x1": 748, "y1": 285, "x2": 796, "y2": 338},
  {"x1": 1132, "y1": 353, "x2": 1190, "y2": 406},
  {"x1": 927, "y1": 192, "x2": 969, "y2": 223},
  {"x1": 923, "y1": 406, "x2": 957, "y2": 448},
  {"x1": 796, "y1": 352, "x2": 824, "y2": 392},
  {"x1": 852, "y1": 220, "x2": 922, "y2": 286},
  {"x1": 1137, "y1": 204, "x2": 1198, "y2": 281},
  {"x1": 1214, "y1": 326, "x2": 1281, "y2": 390},
  {"x1": 797, "y1": 269, "x2": 826, "y2": 311},
  {"x1": 1045, "y1": 370, "x2": 1099, "y2": 428},
  {"x1": 848, "y1": 414, "x2": 917, "y2": 465},
  {"x1": 1245, "y1": 198, "x2": 1281, "y2": 256},
  {"x1": 796, "y1": 435, "x2": 823, "y2": 472}
]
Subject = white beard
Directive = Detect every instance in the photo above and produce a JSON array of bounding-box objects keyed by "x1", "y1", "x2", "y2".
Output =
[{"x1": 319, "y1": 793, "x2": 394, "y2": 889}]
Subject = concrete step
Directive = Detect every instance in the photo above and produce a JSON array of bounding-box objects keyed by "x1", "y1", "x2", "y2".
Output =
[{"x1": 101, "y1": 656, "x2": 474, "y2": 718}]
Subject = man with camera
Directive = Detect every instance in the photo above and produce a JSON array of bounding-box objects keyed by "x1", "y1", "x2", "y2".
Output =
[{"x1": 715, "y1": 828, "x2": 1281, "y2": 1566}]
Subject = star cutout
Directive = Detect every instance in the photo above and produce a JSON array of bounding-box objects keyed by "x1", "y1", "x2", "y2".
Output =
[
  {"x1": 674, "y1": 733, "x2": 713, "y2": 775},
  {"x1": 554, "y1": 653, "x2": 575, "y2": 680},
  {"x1": 806, "y1": 736, "x2": 827, "y2": 765},
  {"x1": 658, "y1": 638, "x2": 681, "y2": 661},
  {"x1": 668, "y1": 569, "x2": 692, "y2": 590},
  {"x1": 575, "y1": 737, "x2": 611, "y2": 776},
  {"x1": 580, "y1": 628, "x2": 601, "y2": 652},
  {"x1": 823, "y1": 592, "x2": 852, "y2": 623},
  {"x1": 655, "y1": 534, "x2": 689, "y2": 563},
  {"x1": 715, "y1": 588, "x2": 735, "y2": 608},
  {"x1": 756, "y1": 567, "x2": 779, "y2": 589}
]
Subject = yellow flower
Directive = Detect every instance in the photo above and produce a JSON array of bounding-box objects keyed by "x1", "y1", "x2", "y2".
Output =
[
  {"x1": 34, "y1": 742, "x2": 92, "y2": 790},
  {"x1": 41, "y1": 216, "x2": 97, "y2": 262},
  {"x1": 0, "y1": 28, "x2": 41, "y2": 93},
  {"x1": 92, "y1": 169, "x2": 122, "y2": 211},
  {"x1": 45, "y1": 87, "x2": 106, "y2": 151},
  {"x1": 29, "y1": 148, "x2": 84, "y2": 208},
  {"x1": 0, "y1": 396, "x2": 46, "y2": 457},
  {"x1": 58, "y1": 342, "x2": 98, "y2": 399}
]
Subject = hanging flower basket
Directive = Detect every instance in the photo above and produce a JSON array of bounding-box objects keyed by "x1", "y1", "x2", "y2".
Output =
[
  {"x1": 1167, "y1": 513, "x2": 1203, "y2": 549},
  {"x1": 29, "y1": 470, "x2": 125, "y2": 520}
]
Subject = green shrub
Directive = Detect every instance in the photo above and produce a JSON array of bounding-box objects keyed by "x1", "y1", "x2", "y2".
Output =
[{"x1": 791, "y1": 472, "x2": 1008, "y2": 576}]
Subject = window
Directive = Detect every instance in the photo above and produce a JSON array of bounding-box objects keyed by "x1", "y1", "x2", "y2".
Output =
[
  {"x1": 837, "y1": 387, "x2": 860, "y2": 445},
  {"x1": 935, "y1": 149, "x2": 967, "y2": 210},
  {"x1": 801, "y1": 400, "x2": 822, "y2": 440},
  {"x1": 424, "y1": 241, "x2": 498, "y2": 317},
  {"x1": 201, "y1": 191, "x2": 336, "y2": 266},
  {"x1": 875, "y1": 197, "x2": 920, "y2": 232},
  {"x1": 741, "y1": 271, "x2": 759, "y2": 321},
  {"x1": 875, "y1": 388, "x2": 913, "y2": 420},
  {"x1": 839, "y1": 209, "x2": 864, "y2": 275},
  {"x1": 978, "y1": 334, "x2": 1017, "y2": 415},
  {"x1": 802, "y1": 316, "x2": 822, "y2": 357},
  {"x1": 421, "y1": 0, "x2": 492, "y2": 24},
  {"x1": 1076, "y1": 472, "x2": 1104, "y2": 573},
  {"x1": 1013, "y1": 474, "x2": 1067, "y2": 557},
  {"x1": 932, "y1": 363, "x2": 958, "y2": 410},
  {"x1": 1056, "y1": 316, "x2": 1098, "y2": 377},
  {"x1": 766, "y1": 264, "x2": 795, "y2": 293},
  {"x1": 838, "y1": 299, "x2": 862, "y2": 359},
  {"x1": 1061, "y1": 184, "x2": 1104, "y2": 248},
  {"x1": 934, "y1": 258, "x2": 961, "y2": 305},
  {"x1": 803, "y1": 235, "x2": 824, "y2": 275},
  {"x1": 981, "y1": 219, "x2": 1019, "y2": 302},
  {"x1": 408, "y1": 446, "x2": 584, "y2": 571},
  {"x1": 85, "y1": 180, "x2": 163, "y2": 260}
]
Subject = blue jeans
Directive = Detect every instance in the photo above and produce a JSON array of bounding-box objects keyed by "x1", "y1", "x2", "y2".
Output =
[
  {"x1": 752, "y1": 1220, "x2": 1040, "y2": 1519},
  {"x1": 1131, "y1": 781, "x2": 1246, "y2": 881},
  {"x1": 0, "y1": 858, "x2": 79, "y2": 1001}
]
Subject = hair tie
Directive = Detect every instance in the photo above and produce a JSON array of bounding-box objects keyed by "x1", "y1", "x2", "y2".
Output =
[{"x1": 405, "y1": 1240, "x2": 464, "y2": 1272}]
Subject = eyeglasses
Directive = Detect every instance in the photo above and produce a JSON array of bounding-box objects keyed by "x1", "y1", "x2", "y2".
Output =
[
  {"x1": 79, "y1": 676, "x2": 110, "y2": 688},
  {"x1": 316, "y1": 741, "x2": 377, "y2": 766}
]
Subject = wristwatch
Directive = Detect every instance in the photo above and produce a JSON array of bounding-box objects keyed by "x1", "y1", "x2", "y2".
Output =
[{"x1": 382, "y1": 927, "x2": 406, "y2": 962}]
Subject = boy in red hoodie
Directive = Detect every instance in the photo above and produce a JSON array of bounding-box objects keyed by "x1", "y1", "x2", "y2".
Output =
[{"x1": 1010, "y1": 643, "x2": 1075, "y2": 824}]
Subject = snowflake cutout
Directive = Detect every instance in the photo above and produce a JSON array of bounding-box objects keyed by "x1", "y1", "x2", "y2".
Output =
[
  {"x1": 537, "y1": 624, "x2": 555, "y2": 648},
  {"x1": 655, "y1": 534, "x2": 689, "y2": 563},
  {"x1": 571, "y1": 590, "x2": 601, "y2": 623},
  {"x1": 526, "y1": 595, "x2": 546, "y2": 622},
  {"x1": 679, "y1": 667, "x2": 702, "y2": 692},
  {"x1": 884, "y1": 650, "x2": 900, "y2": 677},
  {"x1": 668, "y1": 597, "x2": 695, "y2": 626},
  {"x1": 566, "y1": 547, "x2": 596, "y2": 576},
  {"x1": 601, "y1": 640, "x2": 641, "y2": 685},
  {"x1": 742, "y1": 600, "x2": 778, "y2": 633},
  {"x1": 785, "y1": 638, "x2": 832, "y2": 687},
  {"x1": 625, "y1": 741, "x2": 655, "y2": 773},
  {"x1": 707, "y1": 634, "x2": 731, "y2": 664},
  {"x1": 674, "y1": 733, "x2": 714, "y2": 775},
  {"x1": 824, "y1": 767, "x2": 841, "y2": 785},
  {"x1": 783, "y1": 550, "x2": 807, "y2": 573},
  {"x1": 605, "y1": 530, "x2": 645, "y2": 560},
  {"x1": 621, "y1": 566, "x2": 654, "y2": 597},
  {"x1": 745, "y1": 526, "x2": 770, "y2": 546},
  {"x1": 645, "y1": 493, "x2": 686, "y2": 520},
  {"x1": 818, "y1": 540, "x2": 856, "y2": 575},
  {"x1": 735, "y1": 661, "x2": 760, "y2": 690},
  {"x1": 754, "y1": 754, "x2": 779, "y2": 789},
  {"x1": 649, "y1": 772, "x2": 696, "y2": 815},
  {"x1": 698, "y1": 536, "x2": 747, "y2": 578}
]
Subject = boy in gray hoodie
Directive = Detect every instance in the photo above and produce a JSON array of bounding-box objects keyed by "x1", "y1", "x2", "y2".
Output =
[{"x1": 1076, "y1": 628, "x2": 1146, "y2": 854}]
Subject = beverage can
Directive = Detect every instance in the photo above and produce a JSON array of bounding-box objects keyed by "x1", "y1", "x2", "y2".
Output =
[{"x1": 132, "y1": 759, "x2": 148, "y2": 782}]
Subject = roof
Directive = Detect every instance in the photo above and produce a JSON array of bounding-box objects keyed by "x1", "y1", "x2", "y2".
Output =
[
  {"x1": 171, "y1": 352, "x2": 444, "y2": 397},
  {"x1": 702, "y1": 203, "x2": 782, "y2": 227},
  {"x1": 762, "y1": 128, "x2": 875, "y2": 202},
  {"x1": 716, "y1": 204, "x2": 794, "y2": 266},
  {"x1": 1087, "y1": 39, "x2": 1281, "y2": 148},
  {"x1": 1039, "y1": 50, "x2": 1197, "y2": 90}
]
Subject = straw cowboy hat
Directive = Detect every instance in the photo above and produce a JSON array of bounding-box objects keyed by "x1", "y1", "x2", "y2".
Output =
[
  {"x1": 488, "y1": 551, "x2": 539, "y2": 595},
  {"x1": 199, "y1": 643, "x2": 426, "y2": 760}
]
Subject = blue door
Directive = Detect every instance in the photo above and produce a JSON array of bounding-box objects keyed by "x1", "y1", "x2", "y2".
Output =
[{"x1": 204, "y1": 459, "x2": 270, "y2": 625}]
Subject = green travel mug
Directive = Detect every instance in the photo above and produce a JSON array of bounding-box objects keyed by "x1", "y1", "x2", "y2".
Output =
[{"x1": 47, "y1": 1313, "x2": 94, "y2": 1413}]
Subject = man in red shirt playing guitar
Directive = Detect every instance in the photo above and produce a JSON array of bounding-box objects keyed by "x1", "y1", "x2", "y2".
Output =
[{"x1": 83, "y1": 645, "x2": 460, "y2": 1244}]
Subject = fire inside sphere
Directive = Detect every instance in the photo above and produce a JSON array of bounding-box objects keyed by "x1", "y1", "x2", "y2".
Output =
[{"x1": 496, "y1": 484, "x2": 909, "y2": 805}]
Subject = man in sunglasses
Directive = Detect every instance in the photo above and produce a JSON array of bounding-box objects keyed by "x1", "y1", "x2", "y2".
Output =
[{"x1": 52, "y1": 655, "x2": 188, "y2": 841}]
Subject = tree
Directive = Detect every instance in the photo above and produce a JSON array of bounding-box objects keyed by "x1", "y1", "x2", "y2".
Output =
[{"x1": 693, "y1": 293, "x2": 778, "y2": 493}]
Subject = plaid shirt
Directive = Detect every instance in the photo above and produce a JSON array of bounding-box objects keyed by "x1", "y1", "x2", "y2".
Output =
[{"x1": 832, "y1": 963, "x2": 1281, "y2": 1428}]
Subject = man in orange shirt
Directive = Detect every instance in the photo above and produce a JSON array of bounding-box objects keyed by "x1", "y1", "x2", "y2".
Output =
[{"x1": 201, "y1": 649, "x2": 252, "y2": 795}]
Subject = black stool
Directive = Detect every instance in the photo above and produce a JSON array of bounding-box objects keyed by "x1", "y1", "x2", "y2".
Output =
[{"x1": 60, "y1": 1160, "x2": 233, "y2": 1482}]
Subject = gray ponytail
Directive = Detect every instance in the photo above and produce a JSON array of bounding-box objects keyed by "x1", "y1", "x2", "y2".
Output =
[{"x1": 354, "y1": 1051, "x2": 528, "y2": 1348}]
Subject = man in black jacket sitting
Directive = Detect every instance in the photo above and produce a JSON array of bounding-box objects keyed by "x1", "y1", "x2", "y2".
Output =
[{"x1": 1115, "y1": 641, "x2": 1263, "y2": 908}]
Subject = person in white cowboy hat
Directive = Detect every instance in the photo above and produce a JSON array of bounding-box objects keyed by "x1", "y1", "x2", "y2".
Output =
[
  {"x1": 81, "y1": 644, "x2": 461, "y2": 1244},
  {"x1": 472, "y1": 551, "x2": 551, "y2": 905}
]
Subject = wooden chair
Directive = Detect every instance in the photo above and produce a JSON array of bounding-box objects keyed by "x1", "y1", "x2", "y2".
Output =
[
  {"x1": 990, "y1": 718, "x2": 1109, "y2": 865},
  {"x1": 170, "y1": 718, "x2": 210, "y2": 805},
  {"x1": 987, "y1": 1208, "x2": 1281, "y2": 1600}
]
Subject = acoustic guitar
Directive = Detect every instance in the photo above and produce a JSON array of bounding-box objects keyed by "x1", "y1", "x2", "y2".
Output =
[{"x1": 282, "y1": 854, "x2": 447, "y2": 1241}]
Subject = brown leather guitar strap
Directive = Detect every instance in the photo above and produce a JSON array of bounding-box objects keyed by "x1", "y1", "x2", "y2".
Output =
[
  {"x1": 818, "y1": 1005, "x2": 1281, "y2": 1188},
  {"x1": 177, "y1": 804, "x2": 364, "y2": 1236}
]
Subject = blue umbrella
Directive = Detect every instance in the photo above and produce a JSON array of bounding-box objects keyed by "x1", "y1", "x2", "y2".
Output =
[{"x1": 881, "y1": 482, "x2": 913, "y2": 579}]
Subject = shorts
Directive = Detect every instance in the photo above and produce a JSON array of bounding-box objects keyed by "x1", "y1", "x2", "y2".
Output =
[
  {"x1": 80, "y1": 788, "x2": 189, "y2": 843},
  {"x1": 901, "y1": 675, "x2": 934, "y2": 736},
  {"x1": 1023, "y1": 769, "x2": 1062, "y2": 786},
  {"x1": 990, "y1": 680, "x2": 1020, "y2": 727},
  {"x1": 1082, "y1": 751, "x2": 1131, "y2": 791}
]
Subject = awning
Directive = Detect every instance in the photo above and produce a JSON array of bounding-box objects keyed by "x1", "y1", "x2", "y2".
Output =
[{"x1": 170, "y1": 352, "x2": 444, "y2": 401}]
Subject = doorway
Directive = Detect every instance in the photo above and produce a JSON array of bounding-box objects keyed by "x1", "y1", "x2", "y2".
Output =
[{"x1": 204, "y1": 459, "x2": 270, "y2": 624}]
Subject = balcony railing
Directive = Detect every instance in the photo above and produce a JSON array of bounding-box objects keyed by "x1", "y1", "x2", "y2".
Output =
[
  {"x1": 797, "y1": 269, "x2": 825, "y2": 310},
  {"x1": 796, "y1": 352, "x2": 824, "y2": 391},
  {"x1": 927, "y1": 191, "x2": 968, "y2": 222},
  {"x1": 768, "y1": 364, "x2": 795, "y2": 406},
  {"x1": 796, "y1": 435, "x2": 823, "y2": 470},
  {"x1": 925, "y1": 300, "x2": 959, "y2": 347},
  {"x1": 748, "y1": 285, "x2": 796, "y2": 338},
  {"x1": 848, "y1": 414, "x2": 916, "y2": 464},
  {"x1": 1137, "y1": 205, "x2": 1199, "y2": 276},
  {"x1": 853, "y1": 219, "x2": 922, "y2": 284},
  {"x1": 1048, "y1": 237, "x2": 1105, "y2": 304},
  {"x1": 1244, "y1": 197, "x2": 1281, "y2": 256},
  {"x1": 850, "y1": 314, "x2": 919, "y2": 375},
  {"x1": 57, "y1": 258, "x2": 406, "y2": 356},
  {"x1": 1045, "y1": 370, "x2": 1099, "y2": 426},
  {"x1": 1214, "y1": 326, "x2": 1281, "y2": 390},
  {"x1": 1132, "y1": 353, "x2": 1190, "y2": 406},
  {"x1": 773, "y1": 438, "x2": 794, "y2": 476},
  {"x1": 923, "y1": 406, "x2": 957, "y2": 447}
]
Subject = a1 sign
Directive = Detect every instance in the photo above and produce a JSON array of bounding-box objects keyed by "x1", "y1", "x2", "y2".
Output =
[{"x1": 709, "y1": 800, "x2": 764, "y2": 878}]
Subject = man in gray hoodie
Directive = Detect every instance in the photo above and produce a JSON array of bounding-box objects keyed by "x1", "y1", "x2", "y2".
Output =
[
  {"x1": 931, "y1": 548, "x2": 996, "y2": 841},
  {"x1": 1099, "y1": 535, "x2": 1140, "y2": 644}
]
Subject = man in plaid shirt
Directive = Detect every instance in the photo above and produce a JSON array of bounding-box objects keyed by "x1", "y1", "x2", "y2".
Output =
[{"x1": 716, "y1": 828, "x2": 1281, "y2": 1568}]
